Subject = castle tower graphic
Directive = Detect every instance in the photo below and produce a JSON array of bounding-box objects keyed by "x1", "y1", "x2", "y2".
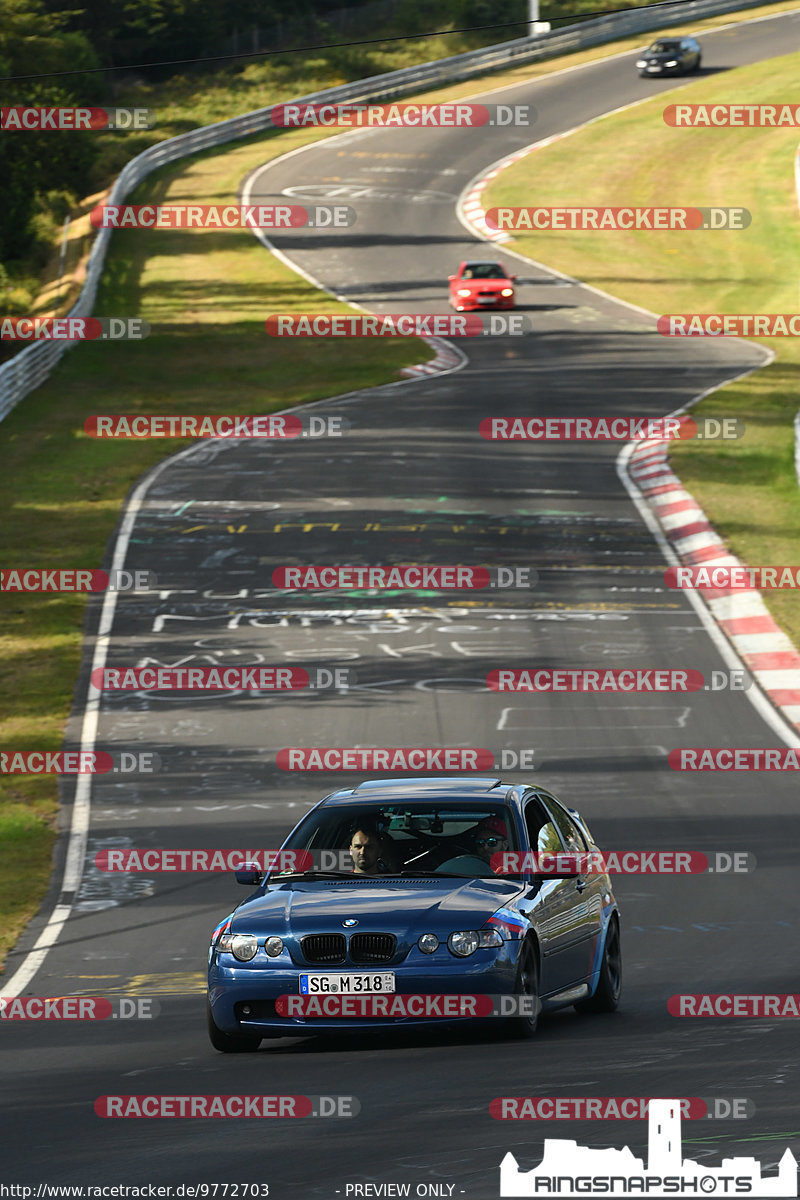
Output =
[
  {"x1": 648, "y1": 1098, "x2": 681, "y2": 1171},
  {"x1": 500, "y1": 1098, "x2": 798, "y2": 1198}
]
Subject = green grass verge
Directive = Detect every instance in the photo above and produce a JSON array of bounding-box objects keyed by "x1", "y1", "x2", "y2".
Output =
[
  {"x1": 482, "y1": 49, "x2": 800, "y2": 645},
  {"x1": 2, "y1": 0, "x2": 797, "y2": 972}
]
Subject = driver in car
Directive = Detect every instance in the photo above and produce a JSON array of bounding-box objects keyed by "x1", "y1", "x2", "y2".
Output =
[{"x1": 349, "y1": 825, "x2": 400, "y2": 875}]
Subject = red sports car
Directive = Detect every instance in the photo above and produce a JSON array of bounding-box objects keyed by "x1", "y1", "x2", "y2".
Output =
[{"x1": 448, "y1": 260, "x2": 516, "y2": 312}]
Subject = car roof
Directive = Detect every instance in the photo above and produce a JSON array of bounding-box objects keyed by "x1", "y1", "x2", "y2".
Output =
[
  {"x1": 462, "y1": 261, "x2": 504, "y2": 269},
  {"x1": 321, "y1": 776, "x2": 517, "y2": 806}
]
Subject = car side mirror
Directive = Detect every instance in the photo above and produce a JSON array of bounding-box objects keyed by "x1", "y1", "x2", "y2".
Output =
[
  {"x1": 510, "y1": 275, "x2": 517, "y2": 281},
  {"x1": 235, "y1": 866, "x2": 263, "y2": 885},
  {"x1": 448, "y1": 275, "x2": 456, "y2": 282}
]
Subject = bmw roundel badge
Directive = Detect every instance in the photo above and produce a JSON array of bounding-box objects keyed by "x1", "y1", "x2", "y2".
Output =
[{"x1": 342, "y1": 919, "x2": 358, "y2": 927}]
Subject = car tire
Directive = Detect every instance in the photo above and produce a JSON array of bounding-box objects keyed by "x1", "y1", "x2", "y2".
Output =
[
  {"x1": 207, "y1": 1000, "x2": 262, "y2": 1053},
  {"x1": 575, "y1": 917, "x2": 622, "y2": 1014},
  {"x1": 506, "y1": 941, "x2": 541, "y2": 1038}
]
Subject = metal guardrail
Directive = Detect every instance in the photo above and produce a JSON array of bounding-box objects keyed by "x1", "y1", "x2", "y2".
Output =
[{"x1": 0, "y1": 0, "x2": 773, "y2": 422}]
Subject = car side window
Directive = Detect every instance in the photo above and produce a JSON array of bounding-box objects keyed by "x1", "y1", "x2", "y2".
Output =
[
  {"x1": 547, "y1": 802, "x2": 587, "y2": 852},
  {"x1": 524, "y1": 797, "x2": 562, "y2": 854}
]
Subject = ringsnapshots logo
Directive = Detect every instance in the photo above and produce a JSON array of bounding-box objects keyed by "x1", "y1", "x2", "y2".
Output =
[
  {"x1": 83, "y1": 414, "x2": 347, "y2": 439},
  {"x1": 498, "y1": 1098, "x2": 798, "y2": 1196},
  {"x1": 485, "y1": 207, "x2": 750, "y2": 231},
  {"x1": 265, "y1": 314, "x2": 528, "y2": 337},
  {"x1": 1, "y1": 106, "x2": 154, "y2": 130},
  {"x1": 0, "y1": 317, "x2": 149, "y2": 341},
  {"x1": 90, "y1": 204, "x2": 355, "y2": 230},
  {"x1": 271, "y1": 102, "x2": 536, "y2": 128}
]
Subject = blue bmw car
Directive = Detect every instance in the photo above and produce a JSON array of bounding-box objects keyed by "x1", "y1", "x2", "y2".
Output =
[{"x1": 207, "y1": 777, "x2": 622, "y2": 1050}]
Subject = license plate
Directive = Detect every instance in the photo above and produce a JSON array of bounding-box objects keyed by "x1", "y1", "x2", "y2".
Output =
[{"x1": 299, "y1": 972, "x2": 395, "y2": 994}]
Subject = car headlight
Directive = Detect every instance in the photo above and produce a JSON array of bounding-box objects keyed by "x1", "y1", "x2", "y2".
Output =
[
  {"x1": 449, "y1": 931, "x2": 479, "y2": 957},
  {"x1": 448, "y1": 928, "x2": 504, "y2": 957},
  {"x1": 217, "y1": 932, "x2": 258, "y2": 961},
  {"x1": 500, "y1": 288, "x2": 513, "y2": 297},
  {"x1": 636, "y1": 59, "x2": 648, "y2": 66},
  {"x1": 456, "y1": 288, "x2": 473, "y2": 297},
  {"x1": 418, "y1": 933, "x2": 439, "y2": 954},
  {"x1": 264, "y1": 936, "x2": 284, "y2": 957},
  {"x1": 665, "y1": 60, "x2": 678, "y2": 66}
]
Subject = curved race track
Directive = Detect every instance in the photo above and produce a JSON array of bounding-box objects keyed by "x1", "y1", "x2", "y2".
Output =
[{"x1": 3, "y1": 11, "x2": 800, "y2": 1198}]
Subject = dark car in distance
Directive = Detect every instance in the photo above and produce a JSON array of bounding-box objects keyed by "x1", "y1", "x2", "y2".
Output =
[{"x1": 636, "y1": 37, "x2": 702, "y2": 76}]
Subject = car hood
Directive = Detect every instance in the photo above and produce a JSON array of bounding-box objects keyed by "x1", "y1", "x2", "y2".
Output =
[{"x1": 233, "y1": 876, "x2": 524, "y2": 939}]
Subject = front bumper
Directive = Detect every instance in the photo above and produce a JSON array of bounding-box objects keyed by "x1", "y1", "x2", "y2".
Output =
[
  {"x1": 455, "y1": 296, "x2": 515, "y2": 312},
  {"x1": 208, "y1": 950, "x2": 518, "y2": 1035}
]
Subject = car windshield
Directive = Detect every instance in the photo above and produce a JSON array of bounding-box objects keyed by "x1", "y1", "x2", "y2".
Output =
[
  {"x1": 271, "y1": 801, "x2": 519, "y2": 879},
  {"x1": 462, "y1": 263, "x2": 507, "y2": 279},
  {"x1": 647, "y1": 41, "x2": 681, "y2": 52}
]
